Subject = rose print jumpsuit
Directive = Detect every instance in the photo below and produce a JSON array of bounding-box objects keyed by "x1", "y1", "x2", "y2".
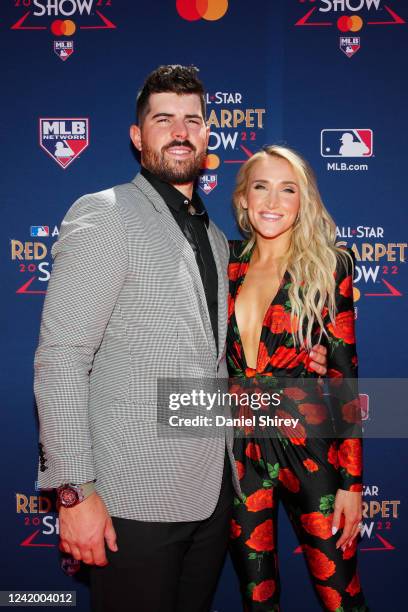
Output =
[{"x1": 227, "y1": 241, "x2": 368, "y2": 612}]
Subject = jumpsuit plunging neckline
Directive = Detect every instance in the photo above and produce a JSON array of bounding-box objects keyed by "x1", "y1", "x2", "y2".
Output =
[{"x1": 231, "y1": 250, "x2": 289, "y2": 374}]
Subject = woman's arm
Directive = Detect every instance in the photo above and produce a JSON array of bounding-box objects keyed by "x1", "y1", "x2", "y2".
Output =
[{"x1": 324, "y1": 248, "x2": 363, "y2": 549}]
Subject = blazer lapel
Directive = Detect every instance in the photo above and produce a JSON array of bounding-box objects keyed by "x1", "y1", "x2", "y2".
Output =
[
  {"x1": 132, "y1": 174, "x2": 216, "y2": 358},
  {"x1": 207, "y1": 224, "x2": 228, "y2": 365}
]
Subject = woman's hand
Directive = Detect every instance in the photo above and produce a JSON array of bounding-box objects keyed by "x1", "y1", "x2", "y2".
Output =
[
  {"x1": 332, "y1": 489, "x2": 362, "y2": 551},
  {"x1": 309, "y1": 343, "x2": 328, "y2": 376}
]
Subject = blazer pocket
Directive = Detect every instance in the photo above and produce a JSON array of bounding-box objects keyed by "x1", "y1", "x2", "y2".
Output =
[{"x1": 111, "y1": 399, "x2": 158, "y2": 422}]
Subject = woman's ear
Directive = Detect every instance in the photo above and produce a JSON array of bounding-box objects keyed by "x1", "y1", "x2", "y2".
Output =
[{"x1": 240, "y1": 198, "x2": 248, "y2": 210}]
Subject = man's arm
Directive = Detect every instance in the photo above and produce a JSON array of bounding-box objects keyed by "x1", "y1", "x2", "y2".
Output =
[
  {"x1": 34, "y1": 191, "x2": 128, "y2": 565},
  {"x1": 34, "y1": 191, "x2": 128, "y2": 486}
]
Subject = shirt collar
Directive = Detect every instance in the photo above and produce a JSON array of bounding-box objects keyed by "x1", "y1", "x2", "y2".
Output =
[{"x1": 141, "y1": 166, "x2": 209, "y2": 227}]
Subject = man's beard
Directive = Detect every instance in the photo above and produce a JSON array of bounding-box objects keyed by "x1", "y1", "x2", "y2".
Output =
[{"x1": 142, "y1": 140, "x2": 206, "y2": 185}]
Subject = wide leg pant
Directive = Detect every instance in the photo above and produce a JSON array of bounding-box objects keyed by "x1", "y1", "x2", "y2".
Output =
[{"x1": 230, "y1": 436, "x2": 369, "y2": 611}]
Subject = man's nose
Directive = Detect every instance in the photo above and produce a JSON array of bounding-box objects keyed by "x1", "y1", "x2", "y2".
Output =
[{"x1": 171, "y1": 119, "x2": 188, "y2": 140}]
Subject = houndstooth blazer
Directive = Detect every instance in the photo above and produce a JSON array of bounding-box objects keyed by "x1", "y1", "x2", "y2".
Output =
[{"x1": 34, "y1": 173, "x2": 241, "y2": 521}]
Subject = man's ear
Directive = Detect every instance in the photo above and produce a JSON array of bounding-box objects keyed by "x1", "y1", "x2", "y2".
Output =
[
  {"x1": 130, "y1": 124, "x2": 142, "y2": 151},
  {"x1": 205, "y1": 123, "x2": 210, "y2": 148}
]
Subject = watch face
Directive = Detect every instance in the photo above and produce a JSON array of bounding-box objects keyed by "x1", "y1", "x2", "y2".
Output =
[{"x1": 59, "y1": 486, "x2": 79, "y2": 507}]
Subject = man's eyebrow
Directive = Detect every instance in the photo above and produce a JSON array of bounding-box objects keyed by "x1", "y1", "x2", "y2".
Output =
[
  {"x1": 151, "y1": 112, "x2": 173, "y2": 119},
  {"x1": 150, "y1": 112, "x2": 203, "y2": 120}
]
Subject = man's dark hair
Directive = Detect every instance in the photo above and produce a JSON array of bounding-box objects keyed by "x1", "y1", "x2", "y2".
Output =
[{"x1": 136, "y1": 64, "x2": 206, "y2": 125}]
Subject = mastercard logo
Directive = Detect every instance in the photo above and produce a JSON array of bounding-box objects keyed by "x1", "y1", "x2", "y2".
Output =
[
  {"x1": 51, "y1": 20, "x2": 76, "y2": 36},
  {"x1": 353, "y1": 286, "x2": 361, "y2": 302},
  {"x1": 176, "y1": 0, "x2": 228, "y2": 22},
  {"x1": 337, "y1": 15, "x2": 363, "y2": 32},
  {"x1": 202, "y1": 154, "x2": 220, "y2": 170}
]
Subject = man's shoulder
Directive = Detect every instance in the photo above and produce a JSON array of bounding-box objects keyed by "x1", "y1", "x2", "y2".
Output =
[
  {"x1": 207, "y1": 219, "x2": 229, "y2": 256},
  {"x1": 78, "y1": 176, "x2": 141, "y2": 205},
  {"x1": 64, "y1": 176, "x2": 144, "y2": 220},
  {"x1": 208, "y1": 218, "x2": 226, "y2": 240}
]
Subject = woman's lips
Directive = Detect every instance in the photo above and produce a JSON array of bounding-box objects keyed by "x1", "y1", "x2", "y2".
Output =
[{"x1": 259, "y1": 212, "x2": 283, "y2": 221}]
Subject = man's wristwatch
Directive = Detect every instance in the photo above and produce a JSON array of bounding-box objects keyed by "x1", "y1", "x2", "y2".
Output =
[{"x1": 56, "y1": 481, "x2": 96, "y2": 509}]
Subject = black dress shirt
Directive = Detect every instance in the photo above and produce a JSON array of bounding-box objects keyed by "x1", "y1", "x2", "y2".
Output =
[{"x1": 141, "y1": 167, "x2": 219, "y2": 353}]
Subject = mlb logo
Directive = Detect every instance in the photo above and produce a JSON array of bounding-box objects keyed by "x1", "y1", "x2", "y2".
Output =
[
  {"x1": 321, "y1": 129, "x2": 373, "y2": 158},
  {"x1": 39, "y1": 118, "x2": 89, "y2": 169},
  {"x1": 199, "y1": 174, "x2": 217, "y2": 195},
  {"x1": 30, "y1": 225, "x2": 49, "y2": 237},
  {"x1": 61, "y1": 557, "x2": 81, "y2": 577},
  {"x1": 359, "y1": 393, "x2": 369, "y2": 421},
  {"x1": 340, "y1": 36, "x2": 360, "y2": 58},
  {"x1": 54, "y1": 40, "x2": 74, "y2": 61}
]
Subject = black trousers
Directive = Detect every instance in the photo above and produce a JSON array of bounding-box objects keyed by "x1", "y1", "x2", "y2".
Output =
[{"x1": 90, "y1": 452, "x2": 233, "y2": 612}]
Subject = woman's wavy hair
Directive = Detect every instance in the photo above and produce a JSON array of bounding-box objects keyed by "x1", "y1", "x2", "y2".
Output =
[{"x1": 232, "y1": 144, "x2": 353, "y2": 349}]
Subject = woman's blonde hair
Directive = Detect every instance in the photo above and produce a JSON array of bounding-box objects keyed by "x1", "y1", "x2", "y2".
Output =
[{"x1": 232, "y1": 144, "x2": 353, "y2": 349}]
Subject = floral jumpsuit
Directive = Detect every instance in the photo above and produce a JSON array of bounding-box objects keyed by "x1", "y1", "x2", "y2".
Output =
[{"x1": 227, "y1": 241, "x2": 368, "y2": 612}]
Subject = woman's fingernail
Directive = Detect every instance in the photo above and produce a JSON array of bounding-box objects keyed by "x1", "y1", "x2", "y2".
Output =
[{"x1": 332, "y1": 526, "x2": 338, "y2": 535}]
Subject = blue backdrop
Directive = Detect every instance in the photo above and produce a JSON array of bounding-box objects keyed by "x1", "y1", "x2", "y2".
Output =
[{"x1": 1, "y1": 0, "x2": 407, "y2": 609}]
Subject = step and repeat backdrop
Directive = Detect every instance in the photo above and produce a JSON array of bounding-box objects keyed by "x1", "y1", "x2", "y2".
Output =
[{"x1": 2, "y1": 0, "x2": 407, "y2": 610}]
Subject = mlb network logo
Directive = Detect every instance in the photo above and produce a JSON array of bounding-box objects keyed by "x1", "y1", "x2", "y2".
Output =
[
  {"x1": 340, "y1": 37, "x2": 360, "y2": 58},
  {"x1": 39, "y1": 118, "x2": 89, "y2": 169},
  {"x1": 199, "y1": 174, "x2": 217, "y2": 195},
  {"x1": 321, "y1": 129, "x2": 373, "y2": 157},
  {"x1": 54, "y1": 41, "x2": 74, "y2": 61}
]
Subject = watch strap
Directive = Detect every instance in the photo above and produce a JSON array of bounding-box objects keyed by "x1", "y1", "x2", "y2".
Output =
[{"x1": 72, "y1": 481, "x2": 96, "y2": 500}]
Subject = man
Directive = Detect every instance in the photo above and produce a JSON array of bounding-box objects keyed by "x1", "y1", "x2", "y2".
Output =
[{"x1": 34, "y1": 65, "x2": 327, "y2": 612}]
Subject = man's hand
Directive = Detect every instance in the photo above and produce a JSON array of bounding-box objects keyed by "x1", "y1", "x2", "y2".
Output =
[
  {"x1": 309, "y1": 343, "x2": 327, "y2": 376},
  {"x1": 332, "y1": 489, "x2": 362, "y2": 551},
  {"x1": 59, "y1": 492, "x2": 118, "y2": 566}
]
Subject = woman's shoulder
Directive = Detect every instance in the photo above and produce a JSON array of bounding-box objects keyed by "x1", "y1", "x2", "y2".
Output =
[
  {"x1": 334, "y1": 246, "x2": 356, "y2": 282},
  {"x1": 228, "y1": 239, "x2": 247, "y2": 263}
]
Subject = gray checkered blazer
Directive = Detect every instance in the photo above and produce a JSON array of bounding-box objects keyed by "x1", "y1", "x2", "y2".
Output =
[{"x1": 34, "y1": 174, "x2": 241, "y2": 521}]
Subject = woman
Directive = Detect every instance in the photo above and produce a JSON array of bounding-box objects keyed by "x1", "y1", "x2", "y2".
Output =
[{"x1": 227, "y1": 145, "x2": 368, "y2": 611}]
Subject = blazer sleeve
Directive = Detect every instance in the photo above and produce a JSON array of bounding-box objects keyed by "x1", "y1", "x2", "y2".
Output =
[
  {"x1": 324, "y1": 248, "x2": 363, "y2": 492},
  {"x1": 34, "y1": 192, "x2": 128, "y2": 488}
]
